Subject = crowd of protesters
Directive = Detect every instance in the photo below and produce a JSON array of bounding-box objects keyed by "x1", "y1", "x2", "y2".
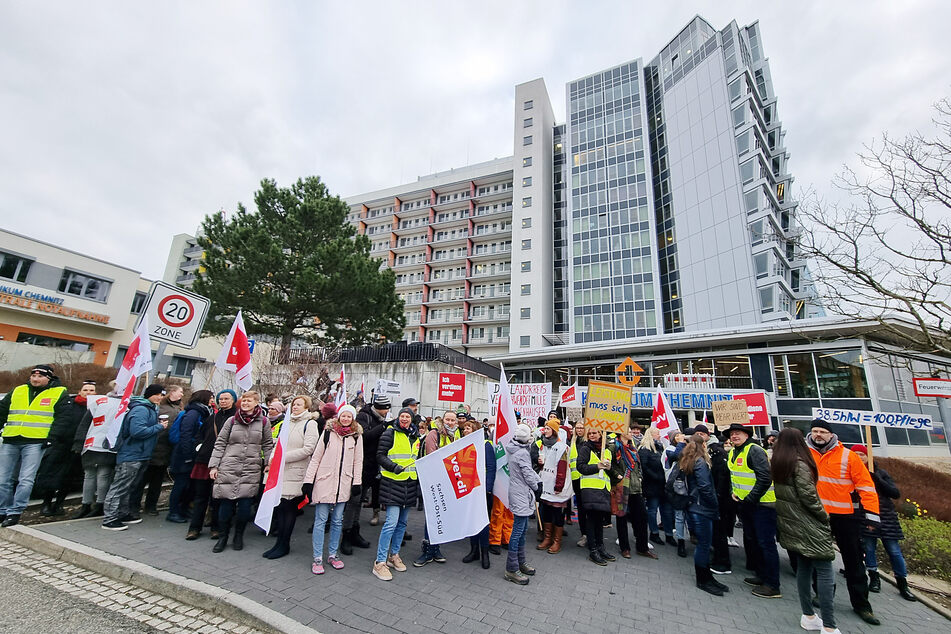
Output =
[{"x1": 0, "y1": 364, "x2": 927, "y2": 632}]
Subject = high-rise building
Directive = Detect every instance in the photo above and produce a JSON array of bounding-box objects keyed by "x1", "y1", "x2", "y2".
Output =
[
  {"x1": 346, "y1": 16, "x2": 820, "y2": 358},
  {"x1": 163, "y1": 232, "x2": 205, "y2": 288}
]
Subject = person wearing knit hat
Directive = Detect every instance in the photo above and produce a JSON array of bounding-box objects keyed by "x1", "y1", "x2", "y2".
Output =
[
  {"x1": 503, "y1": 423, "x2": 542, "y2": 584},
  {"x1": 344, "y1": 395, "x2": 391, "y2": 540},
  {"x1": 533, "y1": 417, "x2": 572, "y2": 554}
]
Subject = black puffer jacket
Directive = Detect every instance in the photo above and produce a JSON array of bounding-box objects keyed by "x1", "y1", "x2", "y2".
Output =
[
  {"x1": 359, "y1": 404, "x2": 388, "y2": 479},
  {"x1": 376, "y1": 423, "x2": 420, "y2": 508},
  {"x1": 576, "y1": 440, "x2": 612, "y2": 512},
  {"x1": 195, "y1": 407, "x2": 235, "y2": 466},
  {"x1": 863, "y1": 467, "x2": 904, "y2": 541},
  {"x1": 708, "y1": 441, "x2": 733, "y2": 502},
  {"x1": 639, "y1": 442, "x2": 667, "y2": 499}
]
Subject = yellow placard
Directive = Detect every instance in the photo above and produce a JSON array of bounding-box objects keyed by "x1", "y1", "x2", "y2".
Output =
[
  {"x1": 712, "y1": 399, "x2": 748, "y2": 430},
  {"x1": 584, "y1": 380, "x2": 632, "y2": 434}
]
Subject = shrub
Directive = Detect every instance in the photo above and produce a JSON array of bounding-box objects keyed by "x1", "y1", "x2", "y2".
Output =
[
  {"x1": 898, "y1": 516, "x2": 951, "y2": 583},
  {"x1": 876, "y1": 457, "x2": 951, "y2": 523}
]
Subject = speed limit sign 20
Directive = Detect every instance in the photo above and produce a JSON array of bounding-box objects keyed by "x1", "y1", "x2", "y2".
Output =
[{"x1": 139, "y1": 281, "x2": 210, "y2": 348}]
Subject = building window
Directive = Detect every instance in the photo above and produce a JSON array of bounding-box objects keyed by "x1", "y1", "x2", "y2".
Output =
[
  {"x1": 521, "y1": 284, "x2": 531, "y2": 296},
  {"x1": 523, "y1": 117, "x2": 533, "y2": 128},
  {"x1": 520, "y1": 335, "x2": 530, "y2": 348},
  {"x1": 523, "y1": 135, "x2": 532, "y2": 146},
  {"x1": 0, "y1": 252, "x2": 33, "y2": 283},
  {"x1": 520, "y1": 308, "x2": 531, "y2": 319},
  {"x1": 521, "y1": 218, "x2": 532, "y2": 229},
  {"x1": 521, "y1": 240, "x2": 532, "y2": 251},
  {"x1": 522, "y1": 156, "x2": 532, "y2": 167},
  {"x1": 524, "y1": 100, "x2": 533, "y2": 110},
  {"x1": 170, "y1": 356, "x2": 199, "y2": 377},
  {"x1": 130, "y1": 291, "x2": 147, "y2": 314},
  {"x1": 58, "y1": 270, "x2": 112, "y2": 302},
  {"x1": 522, "y1": 196, "x2": 532, "y2": 208},
  {"x1": 521, "y1": 261, "x2": 531, "y2": 272},
  {"x1": 522, "y1": 176, "x2": 532, "y2": 187},
  {"x1": 113, "y1": 346, "x2": 129, "y2": 369},
  {"x1": 16, "y1": 333, "x2": 91, "y2": 351}
]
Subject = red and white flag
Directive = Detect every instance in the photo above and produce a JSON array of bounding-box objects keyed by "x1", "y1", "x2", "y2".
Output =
[
  {"x1": 255, "y1": 409, "x2": 290, "y2": 534},
  {"x1": 702, "y1": 410, "x2": 708, "y2": 426},
  {"x1": 651, "y1": 386, "x2": 680, "y2": 439},
  {"x1": 216, "y1": 311, "x2": 253, "y2": 390},
  {"x1": 333, "y1": 367, "x2": 347, "y2": 409},
  {"x1": 106, "y1": 315, "x2": 154, "y2": 447},
  {"x1": 492, "y1": 364, "x2": 517, "y2": 509}
]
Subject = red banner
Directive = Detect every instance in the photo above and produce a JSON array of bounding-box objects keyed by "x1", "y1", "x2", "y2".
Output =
[{"x1": 734, "y1": 392, "x2": 769, "y2": 426}]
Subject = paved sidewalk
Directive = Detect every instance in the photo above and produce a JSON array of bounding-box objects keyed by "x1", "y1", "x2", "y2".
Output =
[{"x1": 28, "y1": 509, "x2": 945, "y2": 634}]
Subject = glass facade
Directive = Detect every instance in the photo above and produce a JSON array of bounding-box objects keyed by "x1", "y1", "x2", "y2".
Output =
[
  {"x1": 552, "y1": 124, "x2": 568, "y2": 334},
  {"x1": 567, "y1": 61, "x2": 656, "y2": 343}
]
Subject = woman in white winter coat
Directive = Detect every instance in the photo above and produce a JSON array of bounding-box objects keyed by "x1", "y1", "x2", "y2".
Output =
[
  {"x1": 301, "y1": 404, "x2": 364, "y2": 574},
  {"x1": 262, "y1": 395, "x2": 320, "y2": 560}
]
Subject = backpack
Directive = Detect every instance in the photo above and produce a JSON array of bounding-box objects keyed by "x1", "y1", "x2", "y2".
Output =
[
  {"x1": 167, "y1": 410, "x2": 187, "y2": 444},
  {"x1": 665, "y1": 463, "x2": 691, "y2": 511}
]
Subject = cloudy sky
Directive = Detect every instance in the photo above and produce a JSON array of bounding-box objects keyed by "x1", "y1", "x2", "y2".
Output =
[{"x1": 2, "y1": 1, "x2": 949, "y2": 280}]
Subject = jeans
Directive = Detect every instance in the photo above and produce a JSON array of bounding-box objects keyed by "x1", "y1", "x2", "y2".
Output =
[
  {"x1": 218, "y1": 497, "x2": 253, "y2": 529},
  {"x1": 830, "y1": 513, "x2": 871, "y2": 612},
  {"x1": 865, "y1": 536, "x2": 907, "y2": 578},
  {"x1": 646, "y1": 496, "x2": 674, "y2": 537},
  {"x1": 738, "y1": 501, "x2": 781, "y2": 590},
  {"x1": 313, "y1": 503, "x2": 346, "y2": 560},
  {"x1": 690, "y1": 512, "x2": 713, "y2": 568},
  {"x1": 82, "y1": 463, "x2": 115, "y2": 505},
  {"x1": 166, "y1": 472, "x2": 192, "y2": 517},
  {"x1": 506, "y1": 514, "x2": 530, "y2": 572},
  {"x1": 102, "y1": 460, "x2": 148, "y2": 523},
  {"x1": 793, "y1": 552, "x2": 836, "y2": 628},
  {"x1": 0, "y1": 442, "x2": 46, "y2": 515},
  {"x1": 674, "y1": 509, "x2": 687, "y2": 540},
  {"x1": 376, "y1": 505, "x2": 410, "y2": 563}
]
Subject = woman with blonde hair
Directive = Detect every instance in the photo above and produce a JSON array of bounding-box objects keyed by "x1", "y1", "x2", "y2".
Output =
[
  {"x1": 639, "y1": 428, "x2": 674, "y2": 547},
  {"x1": 676, "y1": 434, "x2": 724, "y2": 596}
]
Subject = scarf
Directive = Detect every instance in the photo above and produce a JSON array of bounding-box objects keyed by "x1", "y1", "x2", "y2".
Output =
[
  {"x1": 74, "y1": 395, "x2": 88, "y2": 405},
  {"x1": 617, "y1": 439, "x2": 639, "y2": 474},
  {"x1": 333, "y1": 419, "x2": 357, "y2": 437},
  {"x1": 234, "y1": 405, "x2": 263, "y2": 426},
  {"x1": 541, "y1": 434, "x2": 558, "y2": 448}
]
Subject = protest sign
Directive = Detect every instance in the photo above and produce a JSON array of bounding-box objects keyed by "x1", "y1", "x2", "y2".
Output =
[
  {"x1": 712, "y1": 399, "x2": 748, "y2": 430},
  {"x1": 416, "y1": 432, "x2": 488, "y2": 544},
  {"x1": 488, "y1": 382, "x2": 552, "y2": 422},
  {"x1": 438, "y1": 373, "x2": 466, "y2": 402},
  {"x1": 584, "y1": 380, "x2": 632, "y2": 434}
]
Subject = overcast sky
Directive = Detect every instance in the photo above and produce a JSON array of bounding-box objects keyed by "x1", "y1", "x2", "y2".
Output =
[{"x1": 2, "y1": 1, "x2": 949, "y2": 281}]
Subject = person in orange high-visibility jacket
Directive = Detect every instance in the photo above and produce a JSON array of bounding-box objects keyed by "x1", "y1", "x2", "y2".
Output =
[{"x1": 806, "y1": 419, "x2": 881, "y2": 626}]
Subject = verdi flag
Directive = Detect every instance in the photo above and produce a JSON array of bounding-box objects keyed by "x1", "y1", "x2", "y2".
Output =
[
  {"x1": 651, "y1": 386, "x2": 679, "y2": 438},
  {"x1": 106, "y1": 315, "x2": 153, "y2": 448},
  {"x1": 255, "y1": 409, "x2": 290, "y2": 533},
  {"x1": 216, "y1": 311, "x2": 253, "y2": 390},
  {"x1": 415, "y1": 431, "x2": 488, "y2": 545},
  {"x1": 491, "y1": 364, "x2": 517, "y2": 509},
  {"x1": 334, "y1": 367, "x2": 347, "y2": 409}
]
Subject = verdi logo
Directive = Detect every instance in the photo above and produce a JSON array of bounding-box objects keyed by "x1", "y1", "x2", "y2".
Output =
[{"x1": 443, "y1": 444, "x2": 480, "y2": 499}]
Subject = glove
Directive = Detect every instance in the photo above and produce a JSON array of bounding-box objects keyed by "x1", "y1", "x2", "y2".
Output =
[
  {"x1": 534, "y1": 482, "x2": 544, "y2": 501},
  {"x1": 301, "y1": 482, "x2": 314, "y2": 499},
  {"x1": 394, "y1": 465, "x2": 404, "y2": 474},
  {"x1": 350, "y1": 484, "x2": 362, "y2": 498}
]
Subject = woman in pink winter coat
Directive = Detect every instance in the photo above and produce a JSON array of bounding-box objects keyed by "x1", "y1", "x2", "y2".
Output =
[{"x1": 301, "y1": 404, "x2": 364, "y2": 574}]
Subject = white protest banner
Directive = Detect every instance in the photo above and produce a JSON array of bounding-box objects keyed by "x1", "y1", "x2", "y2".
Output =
[
  {"x1": 84, "y1": 396, "x2": 121, "y2": 453},
  {"x1": 416, "y1": 431, "x2": 488, "y2": 545},
  {"x1": 374, "y1": 378, "x2": 401, "y2": 404},
  {"x1": 812, "y1": 407, "x2": 933, "y2": 431},
  {"x1": 488, "y1": 382, "x2": 552, "y2": 422}
]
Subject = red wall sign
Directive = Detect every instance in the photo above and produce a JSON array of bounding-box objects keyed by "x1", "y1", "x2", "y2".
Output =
[
  {"x1": 733, "y1": 392, "x2": 769, "y2": 426},
  {"x1": 438, "y1": 372, "x2": 466, "y2": 402}
]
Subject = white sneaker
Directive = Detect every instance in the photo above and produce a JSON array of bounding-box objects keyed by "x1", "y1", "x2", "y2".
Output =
[
  {"x1": 822, "y1": 629, "x2": 840, "y2": 634},
  {"x1": 727, "y1": 536, "x2": 740, "y2": 548},
  {"x1": 647, "y1": 542, "x2": 654, "y2": 550},
  {"x1": 799, "y1": 614, "x2": 822, "y2": 631}
]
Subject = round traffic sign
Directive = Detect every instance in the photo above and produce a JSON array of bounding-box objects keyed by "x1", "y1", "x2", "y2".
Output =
[{"x1": 157, "y1": 294, "x2": 195, "y2": 327}]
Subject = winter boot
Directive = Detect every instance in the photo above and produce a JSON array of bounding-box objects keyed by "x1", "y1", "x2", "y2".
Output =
[
  {"x1": 481, "y1": 545, "x2": 491, "y2": 569},
  {"x1": 696, "y1": 565, "x2": 724, "y2": 596},
  {"x1": 340, "y1": 528, "x2": 354, "y2": 556},
  {"x1": 677, "y1": 539, "x2": 687, "y2": 558},
  {"x1": 666, "y1": 534, "x2": 677, "y2": 547},
  {"x1": 212, "y1": 524, "x2": 230, "y2": 553},
  {"x1": 462, "y1": 540, "x2": 480, "y2": 564},
  {"x1": 52, "y1": 492, "x2": 67, "y2": 516},
  {"x1": 649, "y1": 532, "x2": 663, "y2": 545},
  {"x1": 72, "y1": 504, "x2": 93, "y2": 520},
  {"x1": 369, "y1": 509, "x2": 380, "y2": 526},
  {"x1": 91, "y1": 503, "x2": 104, "y2": 518},
  {"x1": 40, "y1": 497, "x2": 55, "y2": 516},
  {"x1": 351, "y1": 525, "x2": 371, "y2": 549},
  {"x1": 548, "y1": 526, "x2": 564, "y2": 554},
  {"x1": 232, "y1": 522, "x2": 246, "y2": 551},
  {"x1": 537, "y1": 523, "x2": 554, "y2": 550},
  {"x1": 868, "y1": 569, "x2": 881, "y2": 593},
  {"x1": 897, "y1": 576, "x2": 917, "y2": 602}
]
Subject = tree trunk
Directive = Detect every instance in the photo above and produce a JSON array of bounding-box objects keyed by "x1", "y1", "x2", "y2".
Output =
[{"x1": 278, "y1": 331, "x2": 293, "y2": 364}]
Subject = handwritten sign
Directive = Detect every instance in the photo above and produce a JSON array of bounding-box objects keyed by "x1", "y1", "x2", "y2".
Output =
[
  {"x1": 712, "y1": 399, "x2": 748, "y2": 430},
  {"x1": 812, "y1": 407, "x2": 933, "y2": 431},
  {"x1": 584, "y1": 380, "x2": 632, "y2": 434}
]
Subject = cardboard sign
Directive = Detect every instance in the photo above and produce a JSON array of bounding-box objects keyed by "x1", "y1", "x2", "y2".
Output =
[
  {"x1": 438, "y1": 372, "x2": 466, "y2": 402},
  {"x1": 584, "y1": 380, "x2": 632, "y2": 434},
  {"x1": 712, "y1": 399, "x2": 748, "y2": 430},
  {"x1": 488, "y1": 382, "x2": 552, "y2": 422}
]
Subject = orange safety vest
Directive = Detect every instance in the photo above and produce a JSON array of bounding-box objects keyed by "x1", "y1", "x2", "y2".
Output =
[{"x1": 809, "y1": 442, "x2": 880, "y2": 521}]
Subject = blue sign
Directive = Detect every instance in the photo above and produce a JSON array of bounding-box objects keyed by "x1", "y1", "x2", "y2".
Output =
[{"x1": 247, "y1": 339, "x2": 255, "y2": 354}]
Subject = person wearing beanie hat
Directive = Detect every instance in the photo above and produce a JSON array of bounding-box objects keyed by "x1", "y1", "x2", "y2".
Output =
[
  {"x1": 100, "y1": 384, "x2": 169, "y2": 531},
  {"x1": 533, "y1": 416, "x2": 572, "y2": 554},
  {"x1": 414, "y1": 410, "x2": 462, "y2": 567},
  {"x1": 372, "y1": 406, "x2": 420, "y2": 580},
  {"x1": 503, "y1": 423, "x2": 542, "y2": 584},
  {"x1": 852, "y1": 445, "x2": 917, "y2": 602}
]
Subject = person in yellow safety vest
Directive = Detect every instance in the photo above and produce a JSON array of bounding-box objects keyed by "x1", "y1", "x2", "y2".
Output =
[
  {"x1": 372, "y1": 407, "x2": 420, "y2": 581},
  {"x1": 0, "y1": 364, "x2": 69, "y2": 527},
  {"x1": 726, "y1": 423, "x2": 782, "y2": 599},
  {"x1": 414, "y1": 410, "x2": 461, "y2": 566},
  {"x1": 576, "y1": 427, "x2": 616, "y2": 566},
  {"x1": 569, "y1": 419, "x2": 586, "y2": 546}
]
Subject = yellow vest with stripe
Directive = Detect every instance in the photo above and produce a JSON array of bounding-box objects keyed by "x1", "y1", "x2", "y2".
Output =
[
  {"x1": 2, "y1": 384, "x2": 67, "y2": 440},
  {"x1": 728, "y1": 443, "x2": 776, "y2": 503},
  {"x1": 579, "y1": 446, "x2": 612, "y2": 491},
  {"x1": 438, "y1": 429, "x2": 460, "y2": 448},
  {"x1": 381, "y1": 429, "x2": 420, "y2": 481},
  {"x1": 569, "y1": 442, "x2": 580, "y2": 481}
]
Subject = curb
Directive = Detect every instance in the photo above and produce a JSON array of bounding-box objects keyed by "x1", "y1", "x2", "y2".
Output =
[
  {"x1": 0, "y1": 525, "x2": 317, "y2": 634},
  {"x1": 878, "y1": 569, "x2": 951, "y2": 622}
]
